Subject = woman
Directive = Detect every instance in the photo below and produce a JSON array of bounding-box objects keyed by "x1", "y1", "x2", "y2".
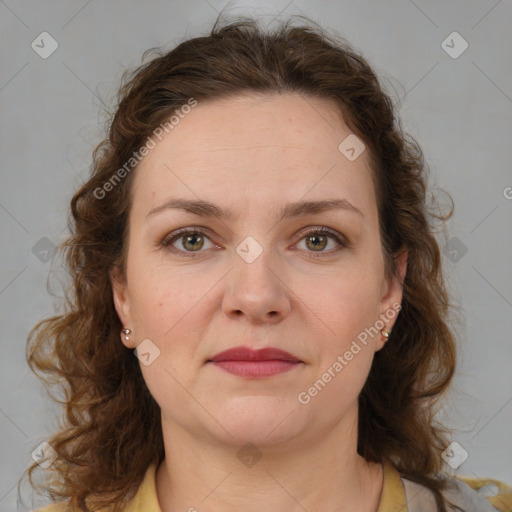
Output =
[{"x1": 23, "y1": 15, "x2": 511, "y2": 512}]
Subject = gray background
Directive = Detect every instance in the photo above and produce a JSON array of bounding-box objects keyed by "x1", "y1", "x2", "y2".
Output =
[{"x1": 1, "y1": 0, "x2": 511, "y2": 509}]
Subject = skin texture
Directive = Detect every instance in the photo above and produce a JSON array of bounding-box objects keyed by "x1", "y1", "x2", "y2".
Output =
[{"x1": 111, "y1": 92, "x2": 407, "y2": 512}]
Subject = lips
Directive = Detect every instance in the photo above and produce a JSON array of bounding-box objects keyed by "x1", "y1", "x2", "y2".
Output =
[
  {"x1": 208, "y1": 346, "x2": 301, "y2": 363},
  {"x1": 207, "y1": 346, "x2": 302, "y2": 378}
]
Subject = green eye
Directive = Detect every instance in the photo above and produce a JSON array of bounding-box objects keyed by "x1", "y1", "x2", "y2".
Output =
[{"x1": 160, "y1": 226, "x2": 348, "y2": 259}]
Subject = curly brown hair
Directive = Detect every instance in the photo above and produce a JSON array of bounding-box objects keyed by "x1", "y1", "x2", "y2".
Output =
[{"x1": 22, "y1": 14, "x2": 459, "y2": 512}]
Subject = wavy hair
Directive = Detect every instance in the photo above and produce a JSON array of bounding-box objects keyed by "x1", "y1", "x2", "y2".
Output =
[{"x1": 23, "y1": 15, "x2": 458, "y2": 512}]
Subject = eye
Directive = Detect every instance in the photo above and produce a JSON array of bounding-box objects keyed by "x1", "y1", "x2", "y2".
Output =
[
  {"x1": 159, "y1": 226, "x2": 348, "y2": 259},
  {"x1": 295, "y1": 227, "x2": 348, "y2": 256},
  {"x1": 160, "y1": 228, "x2": 217, "y2": 258}
]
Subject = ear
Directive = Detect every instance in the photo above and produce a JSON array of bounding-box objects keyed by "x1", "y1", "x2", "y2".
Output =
[
  {"x1": 110, "y1": 266, "x2": 136, "y2": 349},
  {"x1": 377, "y1": 248, "x2": 408, "y2": 345}
]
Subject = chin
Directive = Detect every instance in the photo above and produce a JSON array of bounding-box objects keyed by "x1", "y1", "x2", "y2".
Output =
[{"x1": 210, "y1": 396, "x2": 305, "y2": 447}]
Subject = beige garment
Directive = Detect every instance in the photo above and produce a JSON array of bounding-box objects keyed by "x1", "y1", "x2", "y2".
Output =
[
  {"x1": 32, "y1": 460, "x2": 511, "y2": 512},
  {"x1": 402, "y1": 477, "x2": 499, "y2": 512}
]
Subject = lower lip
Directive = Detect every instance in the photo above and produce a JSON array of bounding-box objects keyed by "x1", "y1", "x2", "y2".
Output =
[{"x1": 210, "y1": 360, "x2": 301, "y2": 378}]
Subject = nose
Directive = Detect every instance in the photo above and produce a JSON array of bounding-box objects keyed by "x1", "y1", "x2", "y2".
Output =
[{"x1": 221, "y1": 246, "x2": 291, "y2": 324}]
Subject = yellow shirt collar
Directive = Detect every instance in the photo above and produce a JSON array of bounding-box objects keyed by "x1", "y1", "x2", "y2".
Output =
[
  {"x1": 124, "y1": 462, "x2": 161, "y2": 512},
  {"x1": 378, "y1": 459, "x2": 407, "y2": 511},
  {"x1": 126, "y1": 459, "x2": 407, "y2": 512}
]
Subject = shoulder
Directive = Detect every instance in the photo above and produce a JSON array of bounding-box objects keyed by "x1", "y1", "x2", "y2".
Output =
[
  {"x1": 31, "y1": 463, "x2": 161, "y2": 512},
  {"x1": 401, "y1": 476, "x2": 505, "y2": 512}
]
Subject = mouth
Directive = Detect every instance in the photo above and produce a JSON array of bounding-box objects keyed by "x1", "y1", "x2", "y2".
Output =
[{"x1": 207, "y1": 346, "x2": 303, "y2": 378}]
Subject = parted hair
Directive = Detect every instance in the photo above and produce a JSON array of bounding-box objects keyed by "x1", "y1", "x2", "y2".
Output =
[{"x1": 23, "y1": 14, "x2": 459, "y2": 512}]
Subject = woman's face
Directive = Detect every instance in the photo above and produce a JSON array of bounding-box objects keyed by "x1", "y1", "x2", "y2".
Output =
[{"x1": 111, "y1": 92, "x2": 406, "y2": 448}]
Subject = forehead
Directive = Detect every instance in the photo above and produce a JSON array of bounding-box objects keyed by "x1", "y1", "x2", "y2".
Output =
[{"x1": 131, "y1": 92, "x2": 376, "y2": 219}]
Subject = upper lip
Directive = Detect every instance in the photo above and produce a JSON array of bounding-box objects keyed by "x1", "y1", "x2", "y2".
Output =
[{"x1": 208, "y1": 346, "x2": 301, "y2": 363}]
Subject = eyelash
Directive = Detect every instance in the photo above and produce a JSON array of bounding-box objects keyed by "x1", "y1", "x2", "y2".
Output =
[{"x1": 159, "y1": 226, "x2": 349, "y2": 259}]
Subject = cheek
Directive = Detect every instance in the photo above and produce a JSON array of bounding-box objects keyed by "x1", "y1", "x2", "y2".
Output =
[
  {"x1": 305, "y1": 260, "x2": 383, "y2": 339},
  {"x1": 126, "y1": 249, "x2": 185, "y2": 326},
  {"x1": 301, "y1": 268, "x2": 384, "y2": 405},
  {"x1": 305, "y1": 281, "x2": 380, "y2": 409},
  {"x1": 127, "y1": 261, "x2": 220, "y2": 359},
  {"x1": 336, "y1": 279, "x2": 381, "y2": 331},
  {"x1": 312, "y1": 349, "x2": 374, "y2": 415},
  {"x1": 131, "y1": 282, "x2": 190, "y2": 339}
]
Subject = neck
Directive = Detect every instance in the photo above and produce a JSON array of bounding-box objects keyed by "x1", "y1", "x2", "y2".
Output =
[{"x1": 155, "y1": 408, "x2": 383, "y2": 512}]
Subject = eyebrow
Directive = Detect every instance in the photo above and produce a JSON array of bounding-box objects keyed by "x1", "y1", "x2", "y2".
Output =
[{"x1": 146, "y1": 198, "x2": 363, "y2": 222}]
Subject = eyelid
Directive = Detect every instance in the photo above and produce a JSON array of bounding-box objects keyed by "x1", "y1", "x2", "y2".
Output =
[
  {"x1": 294, "y1": 226, "x2": 349, "y2": 245},
  {"x1": 159, "y1": 226, "x2": 219, "y2": 250},
  {"x1": 159, "y1": 225, "x2": 349, "y2": 256}
]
